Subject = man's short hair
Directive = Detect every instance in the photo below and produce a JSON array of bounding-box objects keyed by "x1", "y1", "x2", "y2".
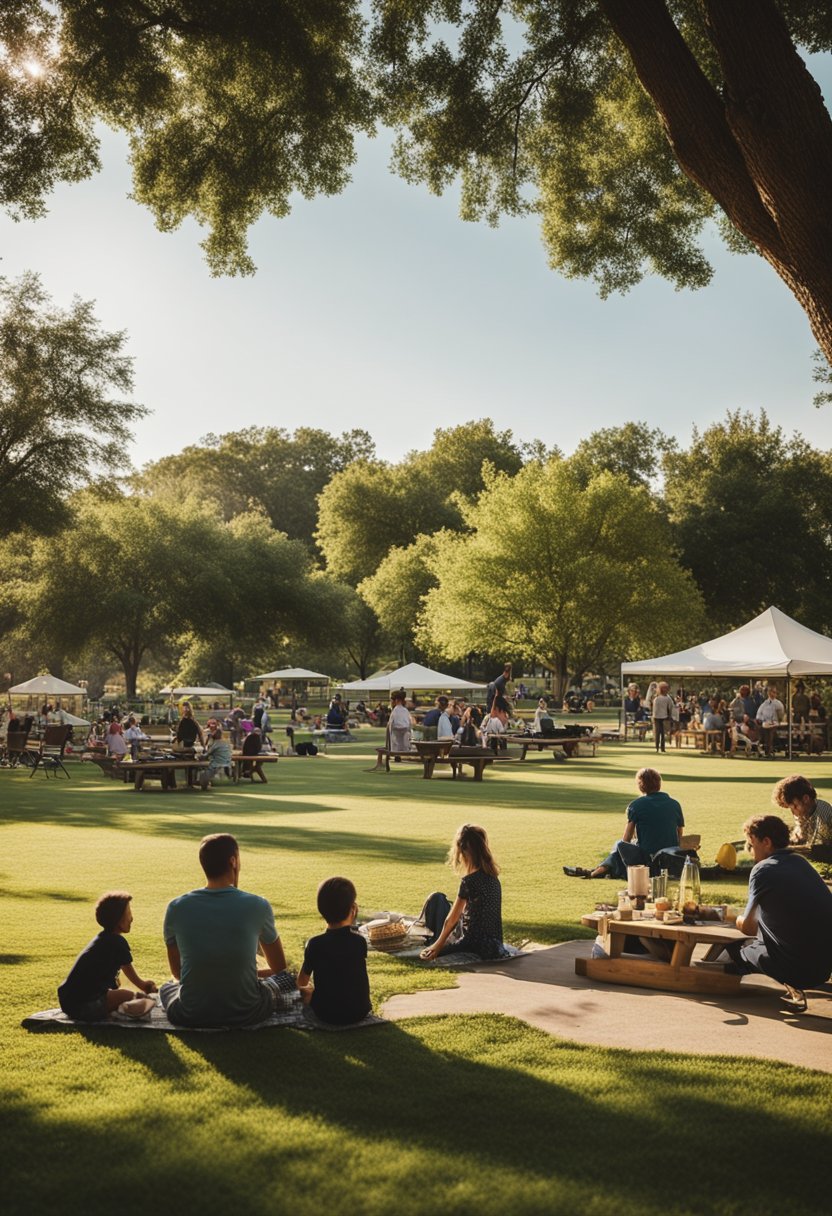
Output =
[
  {"x1": 743, "y1": 814, "x2": 790, "y2": 851},
  {"x1": 95, "y1": 891, "x2": 132, "y2": 931},
  {"x1": 437, "y1": 695, "x2": 449, "y2": 708},
  {"x1": 199, "y1": 833, "x2": 239, "y2": 879},
  {"x1": 317, "y1": 876, "x2": 356, "y2": 924},
  {"x1": 772, "y1": 774, "x2": 816, "y2": 808},
  {"x1": 636, "y1": 767, "x2": 662, "y2": 794}
]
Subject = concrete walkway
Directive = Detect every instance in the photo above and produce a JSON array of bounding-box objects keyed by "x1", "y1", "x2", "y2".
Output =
[{"x1": 382, "y1": 941, "x2": 832, "y2": 1073}]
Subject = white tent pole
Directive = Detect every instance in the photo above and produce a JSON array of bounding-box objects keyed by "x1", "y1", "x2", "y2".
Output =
[
  {"x1": 787, "y1": 672, "x2": 792, "y2": 761},
  {"x1": 620, "y1": 670, "x2": 625, "y2": 739}
]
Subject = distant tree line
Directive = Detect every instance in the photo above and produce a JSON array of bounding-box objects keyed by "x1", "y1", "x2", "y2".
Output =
[{"x1": 2, "y1": 276, "x2": 831, "y2": 699}]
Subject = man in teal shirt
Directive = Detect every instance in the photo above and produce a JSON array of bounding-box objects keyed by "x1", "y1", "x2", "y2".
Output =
[
  {"x1": 564, "y1": 768, "x2": 685, "y2": 879},
  {"x1": 161, "y1": 833, "x2": 293, "y2": 1026}
]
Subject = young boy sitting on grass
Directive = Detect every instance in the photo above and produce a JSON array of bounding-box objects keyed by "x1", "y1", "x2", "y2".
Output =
[
  {"x1": 58, "y1": 892, "x2": 157, "y2": 1021},
  {"x1": 297, "y1": 877, "x2": 371, "y2": 1026}
]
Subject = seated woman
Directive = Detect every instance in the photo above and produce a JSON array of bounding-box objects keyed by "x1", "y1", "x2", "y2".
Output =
[
  {"x1": 563, "y1": 767, "x2": 685, "y2": 879},
  {"x1": 482, "y1": 693, "x2": 510, "y2": 749},
  {"x1": 326, "y1": 695, "x2": 347, "y2": 729},
  {"x1": 199, "y1": 727, "x2": 233, "y2": 788},
  {"x1": 241, "y1": 726, "x2": 268, "y2": 783},
  {"x1": 532, "y1": 697, "x2": 553, "y2": 733},
  {"x1": 105, "y1": 721, "x2": 128, "y2": 759}
]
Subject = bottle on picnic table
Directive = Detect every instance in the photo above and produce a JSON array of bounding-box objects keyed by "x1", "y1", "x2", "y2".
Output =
[{"x1": 678, "y1": 855, "x2": 701, "y2": 923}]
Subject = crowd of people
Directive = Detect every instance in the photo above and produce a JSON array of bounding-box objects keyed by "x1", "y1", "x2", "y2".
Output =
[
  {"x1": 57, "y1": 824, "x2": 505, "y2": 1028},
  {"x1": 625, "y1": 680, "x2": 827, "y2": 756}
]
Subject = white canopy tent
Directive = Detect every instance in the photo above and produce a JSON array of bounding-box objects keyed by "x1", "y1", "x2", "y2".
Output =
[
  {"x1": 621, "y1": 606, "x2": 832, "y2": 757},
  {"x1": 251, "y1": 668, "x2": 331, "y2": 682},
  {"x1": 338, "y1": 662, "x2": 488, "y2": 695},
  {"x1": 9, "y1": 674, "x2": 85, "y2": 696},
  {"x1": 159, "y1": 685, "x2": 234, "y2": 698}
]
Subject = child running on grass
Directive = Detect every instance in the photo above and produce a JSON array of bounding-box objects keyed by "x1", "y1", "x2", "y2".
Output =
[
  {"x1": 297, "y1": 877, "x2": 371, "y2": 1026},
  {"x1": 58, "y1": 892, "x2": 157, "y2": 1021},
  {"x1": 420, "y1": 824, "x2": 509, "y2": 961}
]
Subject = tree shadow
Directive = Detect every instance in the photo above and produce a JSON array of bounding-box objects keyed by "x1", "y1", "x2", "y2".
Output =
[{"x1": 20, "y1": 1016, "x2": 821, "y2": 1215}]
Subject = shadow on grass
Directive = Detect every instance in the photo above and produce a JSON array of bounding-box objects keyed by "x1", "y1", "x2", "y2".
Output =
[{"x1": 6, "y1": 1017, "x2": 830, "y2": 1215}]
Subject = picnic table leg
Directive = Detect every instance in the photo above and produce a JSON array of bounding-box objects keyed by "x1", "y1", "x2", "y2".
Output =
[
  {"x1": 669, "y1": 941, "x2": 695, "y2": 968},
  {"x1": 135, "y1": 771, "x2": 145, "y2": 792},
  {"x1": 607, "y1": 930, "x2": 625, "y2": 959},
  {"x1": 473, "y1": 760, "x2": 486, "y2": 780}
]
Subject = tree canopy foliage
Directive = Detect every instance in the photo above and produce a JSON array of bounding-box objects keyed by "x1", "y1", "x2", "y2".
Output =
[
  {"x1": 662, "y1": 411, "x2": 832, "y2": 634},
  {"x1": 0, "y1": 272, "x2": 143, "y2": 535},
  {"x1": 133, "y1": 425, "x2": 375, "y2": 552},
  {"x1": 5, "y1": 3, "x2": 832, "y2": 365},
  {"x1": 417, "y1": 459, "x2": 704, "y2": 697},
  {"x1": 316, "y1": 420, "x2": 530, "y2": 584}
]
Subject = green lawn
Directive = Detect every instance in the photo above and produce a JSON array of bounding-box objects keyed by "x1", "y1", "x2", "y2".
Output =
[{"x1": 3, "y1": 735, "x2": 830, "y2": 1215}]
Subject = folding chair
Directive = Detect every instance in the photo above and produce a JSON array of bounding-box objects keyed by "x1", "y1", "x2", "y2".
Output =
[
  {"x1": 29, "y1": 725, "x2": 72, "y2": 778},
  {"x1": 4, "y1": 730, "x2": 32, "y2": 768}
]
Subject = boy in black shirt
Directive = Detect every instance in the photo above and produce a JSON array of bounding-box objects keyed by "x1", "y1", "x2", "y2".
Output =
[
  {"x1": 58, "y1": 892, "x2": 157, "y2": 1020},
  {"x1": 297, "y1": 877, "x2": 371, "y2": 1026}
]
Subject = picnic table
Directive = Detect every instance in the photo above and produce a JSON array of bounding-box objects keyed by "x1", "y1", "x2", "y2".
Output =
[
  {"x1": 372, "y1": 740, "x2": 497, "y2": 780},
  {"x1": 503, "y1": 732, "x2": 600, "y2": 759},
  {"x1": 674, "y1": 727, "x2": 726, "y2": 754},
  {"x1": 118, "y1": 757, "x2": 209, "y2": 791},
  {"x1": 576, "y1": 910, "x2": 752, "y2": 995},
  {"x1": 230, "y1": 751, "x2": 279, "y2": 782}
]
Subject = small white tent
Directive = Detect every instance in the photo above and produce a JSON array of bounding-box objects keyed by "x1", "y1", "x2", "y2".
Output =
[
  {"x1": 339, "y1": 662, "x2": 487, "y2": 694},
  {"x1": 621, "y1": 607, "x2": 832, "y2": 678},
  {"x1": 9, "y1": 674, "x2": 85, "y2": 695},
  {"x1": 251, "y1": 668, "x2": 331, "y2": 682}
]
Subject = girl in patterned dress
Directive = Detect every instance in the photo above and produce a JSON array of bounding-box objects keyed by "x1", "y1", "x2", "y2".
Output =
[{"x1": 421, "y1": 824, "x2": 508, "y2": 961}]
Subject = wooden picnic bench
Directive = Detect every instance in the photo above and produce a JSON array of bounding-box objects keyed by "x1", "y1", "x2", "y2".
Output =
[
  {"x1": 230, "y1": 751, "x2": 279, "y2": 782},
  {"x1": 503, "y1": 733, "x2": 600, "y2": 759},
  {"x1": 118, "y1": 758, "x2": 209, "y2": 791},
  {"x1": 371, "y1": 740, "x2": 496, "y2": 780},
  {"x1": 674, "y1": 728, "x2": 726, "y2": 754},
  {"x1": 576, "y1": 910, "x2": 752, "y2": 996}
]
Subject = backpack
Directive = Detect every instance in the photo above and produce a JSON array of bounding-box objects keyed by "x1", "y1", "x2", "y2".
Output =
[
  {"x1": 252, "y1": 706, "x2": 264, "y2": 728},
  {"x1": 539, "y1": 716, "x2": 556, "y2": 737},
  {"x1": 295, "y1": 742, "x2": 318, "y2": 756},
  {"x1": 418, "y1": 891, "x2": 452, "y2": 943}
]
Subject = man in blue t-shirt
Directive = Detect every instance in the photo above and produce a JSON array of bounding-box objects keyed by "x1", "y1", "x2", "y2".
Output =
[
  {"x1": 564, "y1": 768, "x2": 685, "y2": 879},
  {"x1": 727, "y1": 814, "x2": 832, "y2": 1007},
  {"x1": 160, "y1": 833, "x2": 294, "y2": 1027}
]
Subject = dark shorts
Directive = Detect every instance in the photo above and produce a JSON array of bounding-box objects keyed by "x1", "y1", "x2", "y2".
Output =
[{"x1": 61, "y1": 994, "x2": 109, "y2": 1022}]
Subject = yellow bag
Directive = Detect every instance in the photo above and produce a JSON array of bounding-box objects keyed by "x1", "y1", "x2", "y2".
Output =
[{"x1": 716, "y1": 842, "x2": 737, "y2": 871}]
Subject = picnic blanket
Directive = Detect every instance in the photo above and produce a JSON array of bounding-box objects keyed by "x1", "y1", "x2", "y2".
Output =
[
  {"x1": 359, "y1": 911, "x2": 529, "y2": 968},
  {"x1": 22, "y1": 994, "x2": 385, "y2": 1034}
]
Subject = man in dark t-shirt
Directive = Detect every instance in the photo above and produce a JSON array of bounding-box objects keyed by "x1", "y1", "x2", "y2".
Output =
[
  {"x1": 728, "y1": 814, "x2": 832, "y2": 1003},
  {"x1": 297, "y1": 876, "x2": 371, "y2": 1025}
]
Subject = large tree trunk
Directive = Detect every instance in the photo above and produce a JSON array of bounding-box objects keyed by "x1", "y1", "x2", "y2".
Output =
[{"x1": 600, "y1": 0, "x2": 832, "y2": 365}]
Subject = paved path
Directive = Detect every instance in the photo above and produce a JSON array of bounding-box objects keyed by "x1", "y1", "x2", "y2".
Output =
[{"x1": 382, "y1": 941, "x2": 832, "y2": 1073}]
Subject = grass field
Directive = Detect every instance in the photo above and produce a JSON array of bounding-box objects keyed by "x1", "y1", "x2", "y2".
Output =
[{"x1": 3, "y1": 732, "x2": 831, "y2": 1215}]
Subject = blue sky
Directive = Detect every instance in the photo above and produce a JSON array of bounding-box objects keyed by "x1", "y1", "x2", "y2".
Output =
[{"x1": 4, "y1": 80, "x2": 832, "y2": 471}]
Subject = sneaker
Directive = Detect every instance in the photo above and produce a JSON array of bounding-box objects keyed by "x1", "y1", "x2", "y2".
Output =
[{"x1": 121, "y1": 996, "x2": 156, "y2": 1019}]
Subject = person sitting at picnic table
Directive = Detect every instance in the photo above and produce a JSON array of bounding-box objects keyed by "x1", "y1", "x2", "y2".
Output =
[
  {"x1": 482, "y1": 693, "x2": 510, "y2": 749},
  {"x1": 240, "y1": 727, "x2": 268, "y2": 782},
  {"x1": 388, "y1": 690, "x2": 413, "y2": 755},
  {"x1": 725, "y1": 814, "x2": 832, "y2": 1010},
  {"x1": 563, "y1": 767, "x2": 685, "y2": 879},
  {"x1": 623, "y1": 683, "x2": 645, "y2": 721},
  {"x1": 532, "y1": 697, "x2": 554, "y2": 733},
  {"x1": 174, "y1": 702, "x2": 204, "y2": 751},
  {"x1": 123, "y1": 716, "x2": 149, "y2": 759},
  {"x1": 199, "y1": 727, "x2": 233, "y2": 788},
  {"x1": 421, "y1": 695, "x2": 450, "y2": 732},
  {"x1": 701, "y1": 697, "x2": 726, "y2": 752},
  {"x1": 771, "y1": 775, "x2": 832, "y2": 849},
  {"x1": 326, "y1": 694, "x2": 347, "y2": 729},
  {"x1": 756, "y1": 685, "x2": 785, "y2": 755},
  {"x1": 105, "y1": 720, "x2": 128, "y2": 758}
]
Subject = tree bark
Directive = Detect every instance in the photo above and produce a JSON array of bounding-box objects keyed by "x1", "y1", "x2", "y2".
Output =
[{"x1": 599, "y1": 0, "x2": 832, "y2": 365}]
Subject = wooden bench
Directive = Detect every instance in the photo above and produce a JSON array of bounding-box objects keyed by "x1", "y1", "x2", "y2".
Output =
[
  {"x1": 504, "y1": 734, "x2": 600, "y2": 759},
  {"x1": 371, "y1": 741, "x2": 496, "y2": 780},
  {"x1": 231, "y1": 752, "x2": 280, "y2": 782}
]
